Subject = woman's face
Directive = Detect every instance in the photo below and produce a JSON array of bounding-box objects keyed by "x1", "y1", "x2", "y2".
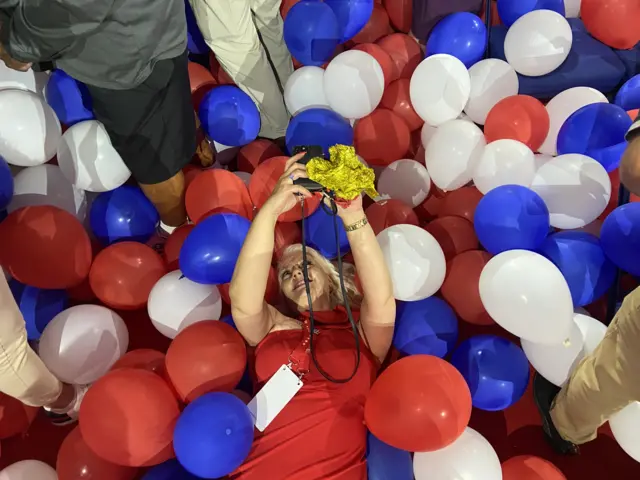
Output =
[{"x1": 278, "y1": 250, "x2": 330, "y2": 311}]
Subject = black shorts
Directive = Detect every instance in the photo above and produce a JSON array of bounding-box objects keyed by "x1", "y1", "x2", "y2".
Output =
[{"x1": 86, "y1": 51, "x2": 196, "y2": 185}]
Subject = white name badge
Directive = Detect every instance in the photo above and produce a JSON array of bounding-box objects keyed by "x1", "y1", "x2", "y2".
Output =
[{"x1": 247, "y1": 364, "x2": 303, "y2": 432}]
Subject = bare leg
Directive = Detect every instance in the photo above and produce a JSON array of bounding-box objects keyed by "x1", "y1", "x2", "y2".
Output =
[{"x1": 139, "y1": 171, "x2": 188, "y2": 227}]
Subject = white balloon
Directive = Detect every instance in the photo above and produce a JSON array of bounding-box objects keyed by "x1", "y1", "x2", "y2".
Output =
[
  {"x1": 148, "y1": 270, "x2": 223, "y2": 339},
  {"x1": 610, "y1": 402, "x2": 640, "y2": 463},
  {"x1": 473, "y1": 140, "x2": 536, "y2": 194},
  {"x1": 504, "y1": 10, "x2": 573, "y2": 76},
  {"x1": 424, "y1": 119, "x2": 486, "y2": 191},
  {"x1": 410, "y1": 54, "x2": 471, "y2": 126},
  {"x1": 38, "y1": 305, "x2": 129, "y2": 384},
  {"x1": 377, "y1": 159, "x2": 431, "y2": 207},
  {"x1": 9, "y1": 164, "x2": 87, "y2": 220},
  {"x1": 464, "y1": 59, "x2": 519, "y2": 125},
  {"x1": 420, "y1": 122, "x2": 437, "y2": 150},
  {"x1": 377, "y1": 224, "x2": 446, "y2": 301},
  {"x1": 539, "y1": 87, "x2": 608, "y2": 155},
  {"x1": 534, "y1": 153, "x2": 553, "y2": 172},
  {"x1": 564, "y1": 0, "x2": 581, "y2": 18},
  {"x1": 479, "y1": 250, "x2": 574, "y2": 344},
  {"x1": 0, "y1": 89, "x2": 60, "y2": 167},
  {"x1": 413, "y1": 428, "x2": 502, "y2": 480},
  {"x1": 0, "y1": 460, "x2": 57, "y2": 480},
  {"x1": 324, "y1": 50, "x2": 384, "y2": 119},
  {"x1": 284, "y1": 66, "x2": 329, "y2": 116},
  {"x1": 521, "y1": 320, "x2": 585, "y2": 386},
  {"x1": 530, "y1": 154, "x2": 611, "y2": 229},
  {"x1": 568, "y1": 218, "x2": 602, "y2": 237},
  {"x1": 0, "y1": 62, "x2": 49, "y2": 96},
  {"x1": 574, "y1": 313, "x2": 607, "y2": 354},
  {"x1": 57, "y1": 120, "x2": 131, "y2": 192}
]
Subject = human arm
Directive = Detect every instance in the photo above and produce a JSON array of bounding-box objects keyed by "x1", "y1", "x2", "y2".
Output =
[
  {"x1": 338, "y1": 197, "x2": 395, "y2": 362},
  {"x1": 619, "y1": 114, "x2": 640, "y2": 196},
  {"x1": 0, "y1": 0, "x2": 113, "y2": 64},
  {"x1": 229, "y1": 154, "x2": 312, "y2": 346}
]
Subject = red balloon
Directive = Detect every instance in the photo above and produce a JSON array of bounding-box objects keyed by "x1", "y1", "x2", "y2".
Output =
[
  {"x1": 383, "y1": 0, "x2": 412, "y2": 33},
  {"x1": 57, "y1": 427, "x2": 138, "y2": 480},
  {"x1": 352, "y1": 4, "x2": 392, "y2": 44},
  {"x1": 441, "y1": 250, "x2": 495, "y2": 326},
  {"x1": 237, "y1": 139, "x2": 283, "y2": 173},
  {"x1": 438, "y1": 187, "x2": 483, "y2": 222},
  {"x1": 79, "y1": 369, "x2": 180, "y2": 467},
  {"x1": 163, "y1": 224, "x2": 196, "y2": 270},
  {"x1": 424, "y1": 216, "x2": 478, "y2": 261},
  {"x1": 414, "y1": 187, "x2": 446, "y2": 223},
  {"x1": 365, "y1": 199, "x2": 419, "y2": 235},
  {"x1": 183, "y1": 164, "x2": 203, "y2": 190},
  {"x1": 188, "y1": 61, "x2": 217, "y2": 112},
  {"x1": 351, "y1": 43, "x2": 395, "y2": 87},
  {"x1": 365, "y1": 355, "x2": 472, "y2": 452},
  {"x1": 355, "y1": 109, "x2": 411, "y2": 166},
  {"x1": 629, "y1": 109, "x2": 639, "y2": 121},
  {"x1": 185, "y1": 169, "x2": 254, "y2": 223},
  {"x1": 89, "y1": 242, "x2": 167, "y2": 310},
  {"x1": 377, "y1": 33, "x2": 422, "y2": 80},
  {"x1": 248, "y1": 156, "x2": 322, "y2": 222},
  {"x1": 380, "y1": 78, "x2": 424, "y2": 131},
  {"x1": 165, "y1": 321, "x2": 247, "y2": 403},
  {"x1": 484, "y1": 95, "x2": 550, "y2": 151},
  {"x1": 209, "y1": 53, "x2": 235, "y2": 85},
  {"x1": 274, "y1": 221, "x2": 302, "y2": 260},
  {"x1": 581, "y1": 0, "x2": 640, "y2": 50},
  {"x1": 0, "y1": 393, "x2": 38, "y2": 440},
  {"x1": 502, "y1": 455, "x2": 567, "y2": 480},
  {"x1": 0, "y1": 206, "x2": 92, "y2": 289},
  {"x1": 111, "y1": 349, "x2": 166, "y2": 377},
  {"x1": 280, "y1": 0, "x2": 301, "y2": 19}
]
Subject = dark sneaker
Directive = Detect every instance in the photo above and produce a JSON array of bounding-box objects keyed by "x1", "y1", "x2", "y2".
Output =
[
  {"x1": 44, "y1": 384, "x2": 89, "y2": 427},
  {"x1": 533, "y1": 373, "x2": 580, "y2": 455}
]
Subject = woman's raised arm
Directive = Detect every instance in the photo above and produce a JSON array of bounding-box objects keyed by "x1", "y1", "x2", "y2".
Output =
[
  {"x1": 229, "y1": 154, "x2": 311, "y2": 345},
  {"x1": 339, "y1": 197, "x2": 395, "y2": 362}
]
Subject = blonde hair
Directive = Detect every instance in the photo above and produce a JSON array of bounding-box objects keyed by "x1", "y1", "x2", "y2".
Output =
[{"x1": 277, "y1": 244, "x2": 362, "y2": 309}]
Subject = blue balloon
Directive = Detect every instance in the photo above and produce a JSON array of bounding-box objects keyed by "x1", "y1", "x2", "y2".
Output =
[
  {"x1": 474, "y1": 185, "x2": 550, "y2": 254},
  {"x1": 303, "y1": 206, "x2": 350, "y2": 259},
  {"x1": 426, "y1": 13, "x2": 487, "y2": 68},
  {"x1": 325, "y1": 0, "x2": 374, "y2": 42},
  {"x1": 180, "y1": 213, "x2": 251, "y2": 284},
  {"x1": 557, "y1": 103, "x2": 632, "y2": 172},
  {"x1": 601, "y1": 203, "x2": 640, "y2": 277},
  {"x1": 9, "y1": 280, "x2": 67, "y2": 340},
  {"x1": 89, "y1": 185, "x2": 160, "y2": 246},
  {"x1": 497, "y1": 0, "x2": 565, "y2": 27},
  {"x1": 367, "y1": 433, "x2": 413, "y2": 480},
  {"x1": 199, "y1": 85, "x2": 261, "y2": 147},
  {"x1": 450, "y1": 335, "x2": 529, "y2": 411},
  {"x1": 174, "y1": 392, "x2": 254, "y2": 478},
  {"x1": 286, "y1": 108, "x2": 354, "y2": 156},
  {"x1": 392, "y1": 297, "x2": 458, "y2": 358},
  {"x1": 284, "y1": 1, "x2": 341, "y2": 66},
  {"x1": 615, "y1": 74, "x2": 640, "y2": 111},
  {"x1": 0, "y1": 156, "x2": 13, "y2": 211},
  {"x1": 185, "y1": 0, "x2": 209, "y2": 55},
  {"x1": 142, "y1": 459, "x2": 199, "y2": 480},
  {"x1": 45, "y1": 70, "x2": 94, "y2": 126},
  {"x1": 539, "y1": 231, "x2": 616, "y2": 307}
]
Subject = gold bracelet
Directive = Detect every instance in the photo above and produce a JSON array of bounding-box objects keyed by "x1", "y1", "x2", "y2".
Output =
[{"x1": 344, "y1": 217, "x2": 368, "y2": 232}]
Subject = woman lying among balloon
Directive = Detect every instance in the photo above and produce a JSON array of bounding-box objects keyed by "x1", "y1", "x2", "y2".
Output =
[
  {"x1": 0, "y1": 272, "x2": 86, "y2": 425},
  {"x1": 228, "y1": 153, "x2": 396, "y2": 479}
]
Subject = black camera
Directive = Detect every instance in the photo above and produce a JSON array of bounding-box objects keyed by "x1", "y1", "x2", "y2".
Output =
[{"x1": 291, "y1": 145, "x2": 325, "y2": 192}]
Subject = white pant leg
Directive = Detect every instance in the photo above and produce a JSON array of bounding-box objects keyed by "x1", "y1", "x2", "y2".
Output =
[{"x1": 189, "y1": 0, "x2": 290, "y2": 138}]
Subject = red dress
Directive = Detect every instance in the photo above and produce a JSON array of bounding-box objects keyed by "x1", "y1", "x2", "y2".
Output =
[{"x1": 230, "y1": 308, "x2": 378, "y2": 480}]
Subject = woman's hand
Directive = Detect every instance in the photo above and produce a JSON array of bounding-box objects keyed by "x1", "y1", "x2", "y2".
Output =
[
  {"x1": 336, "y1": 194, "x2": 365, "y2": 224},
  {"x1": 263, "y1": 153, "x2": 313, "y2": 217}
]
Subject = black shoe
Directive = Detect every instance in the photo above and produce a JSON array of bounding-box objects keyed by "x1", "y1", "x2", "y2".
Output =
[{"x1": 533, "y1": 372, "x2": 580, "y2": 455}]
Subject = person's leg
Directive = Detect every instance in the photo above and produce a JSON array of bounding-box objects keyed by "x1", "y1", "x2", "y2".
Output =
[
  {"x1": 250, "y1": 0, "x2": 294, "y2": 90},
  {"x1": 535, "y1": 286, "x2": 640, "y2": 452},
  {"x1": 86, "y1": 51, "x2": 196, "y2": 228},
  {"x1": 189, "y1": 0, "x2": 290, "y2": 139},
  {"x1": 0, "y1": 273, "x2": 84, "y2": 424}
]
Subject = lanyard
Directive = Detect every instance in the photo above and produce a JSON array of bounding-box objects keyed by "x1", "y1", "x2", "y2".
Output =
[{"x1": 288, "y1": 319, "x2": 316, "y2": 378}]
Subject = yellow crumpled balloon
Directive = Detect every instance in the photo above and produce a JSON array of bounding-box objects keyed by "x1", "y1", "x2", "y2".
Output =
[{"x1": 306, "y1": 145, "x2": 378, "y2": 200}]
